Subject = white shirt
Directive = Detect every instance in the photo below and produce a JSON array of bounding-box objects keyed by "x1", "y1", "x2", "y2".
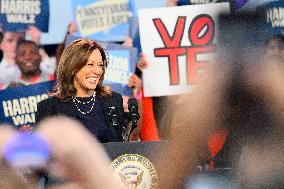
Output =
[{"x1": 0, "y1": 59, "x2": 21, "y2": 84}]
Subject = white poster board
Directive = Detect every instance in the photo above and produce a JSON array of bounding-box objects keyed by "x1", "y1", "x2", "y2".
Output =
[{"x1": 138, "y1": 3, "x2": 230, "y2": 97}]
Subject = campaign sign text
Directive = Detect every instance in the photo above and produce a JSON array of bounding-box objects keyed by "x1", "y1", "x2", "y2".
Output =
[
  {"x1": 0, "y1": 81, "x2": 54, "y2": 128},
  {"x1": 138, "y1": 3, "x2": 230, "y2": 97},
  {"x1": 71, "y1": 0, "x2": 134, "y2": 42},
  {"x1": 0, "y1": 0, "x2": 49, "y2": 32}
]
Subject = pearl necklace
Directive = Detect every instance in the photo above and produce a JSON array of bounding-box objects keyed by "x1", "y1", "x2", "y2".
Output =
[{"x1": 72, "y1": 93, "x2": 96, "y2": 115}]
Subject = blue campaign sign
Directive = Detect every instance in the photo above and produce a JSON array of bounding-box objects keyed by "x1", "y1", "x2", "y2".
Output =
[
  {"x1": 0, "y1": 0, "x2": 49, "y2": 32},
  {"x1": 0, "y1": 81, "x2": 55, "y2": 128},
  {"x1": 71, "y1": 0, "x2": 134, "y2": 42},
  {"x1": 128, "y1": 0, "x2": 166, "y2": 53},
  {"x1": 66, "y1": 35, "x2": 137, "y2": 96},
  {"x1": 256, "y1": 1, "x2": 284, "y2": 39},
  {"x1": 104, "y1": 50, "x2": 133, "y2": 96}
]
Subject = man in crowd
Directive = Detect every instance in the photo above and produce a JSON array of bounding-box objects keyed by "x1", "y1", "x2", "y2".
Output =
[
  {"x1": 0, "y1": 26, "x2": 56, "y2": 89},
  {"x1": 13, "y1": 40, "x2": 54, "y2": 87}
]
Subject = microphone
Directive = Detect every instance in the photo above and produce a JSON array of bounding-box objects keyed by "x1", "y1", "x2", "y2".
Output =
[
  {"x1": 128, "y1": 98, "x2": 140, "y2": 138},
  {"x1": 108, "y1": 106, "x2": 118, "y2": 126},
  {"x1": 108, "y1": 103, "x2": 127, "y2": 142}
]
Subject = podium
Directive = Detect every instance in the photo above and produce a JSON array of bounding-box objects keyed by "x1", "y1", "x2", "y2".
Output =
[
  {"x1": 44, "y1": 141, "x2": 165, "y2": 188},
  {"x1": 103, "y1": 141, "x2": 165, "y2": 160},
  {"x1": 103, "y1": 141, "x2": 166, "y2": 189}
]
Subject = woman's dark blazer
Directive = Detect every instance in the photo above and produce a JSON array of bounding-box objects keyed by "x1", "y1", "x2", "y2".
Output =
[{"x1": 35, "y1": 92, "x2": 126, "y2": 142}]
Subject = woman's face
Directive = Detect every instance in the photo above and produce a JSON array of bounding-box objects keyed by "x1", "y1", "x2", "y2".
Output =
[{"x1": 74, "y1": 49, "x2": 104, "y2": 97}]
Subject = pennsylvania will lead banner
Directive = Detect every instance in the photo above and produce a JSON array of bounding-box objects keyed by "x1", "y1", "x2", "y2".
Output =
[
  {"x1": 71, "y1": 0, "x2": 134, "y2": 42},
  {"x1": 139, "y1": 3, "x2": 230, "y2": 97}
]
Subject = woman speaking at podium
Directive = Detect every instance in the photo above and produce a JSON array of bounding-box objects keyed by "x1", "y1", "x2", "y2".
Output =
[{"x1": 36, "y1": 39, "x2": 127, "y2": 142}]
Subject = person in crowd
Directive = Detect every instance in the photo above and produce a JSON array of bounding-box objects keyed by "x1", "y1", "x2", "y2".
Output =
[
  {"x1": 0, "y1": 26, "x2": 56, "y2": 89},
  {"x1": 0, "y1": 117, "x2": 126, "y2": 189},
  {"x1": 26, "y1": 25, "x2": 56, "y2": 75},
  {"x1": 2, "y1": 40, "x2": 55, "y2": 132},
  {"x1": 1, "y1": 40, "x2": 54, "y2": 89},
  {"x1": 36, "y1": 39, "x2": 128, "y2": 143},
  {"x1": 0, "y1": 30, "x2": 24, "y2": 88},
  {"x1": 14, "y1": 40, "x2": 54, "y2": 86}
]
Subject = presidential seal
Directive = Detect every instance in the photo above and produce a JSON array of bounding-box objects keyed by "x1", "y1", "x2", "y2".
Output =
[{"x1": 111, "y1": 154, "x2": 158, "y2": 189}]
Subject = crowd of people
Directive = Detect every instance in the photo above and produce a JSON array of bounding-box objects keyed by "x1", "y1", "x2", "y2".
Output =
[
  {"x1": 0, "y1": 26, "x2": 56, "y2": 90},
  {"x1": 0, "y1": 0, "x2": 284, "y2": 188}
]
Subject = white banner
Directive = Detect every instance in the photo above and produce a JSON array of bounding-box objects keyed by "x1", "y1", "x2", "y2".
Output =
[{"x1": 138, "y1": 3, "x2": 230, "y2": 97}]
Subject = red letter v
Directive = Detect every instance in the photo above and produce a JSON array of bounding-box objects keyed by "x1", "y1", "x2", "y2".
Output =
[{"x1": 153, "y1": 16, "x2": 186, "y2": 48}]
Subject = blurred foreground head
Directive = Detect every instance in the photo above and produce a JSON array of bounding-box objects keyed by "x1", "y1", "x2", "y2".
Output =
[
  {"x1": 157, "y1": 12, "x2": 284, "y2": 186},
  {"x1": 157, "y1": 47, "x2": 284, "y2": 188}
]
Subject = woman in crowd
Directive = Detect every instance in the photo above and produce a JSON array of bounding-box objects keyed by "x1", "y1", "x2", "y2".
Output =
[{"x1": 36, "y1": 39, "x2": 128, "y2": 143}]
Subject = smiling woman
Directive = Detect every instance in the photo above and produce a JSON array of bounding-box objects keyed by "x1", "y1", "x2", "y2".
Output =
[{"x1": 35, "y1": 39, "x2": 128, "y2": 143}]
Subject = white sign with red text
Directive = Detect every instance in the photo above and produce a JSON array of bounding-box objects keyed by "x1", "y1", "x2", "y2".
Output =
[{"x1": 138, "y1": 3, "x2": 230, "y2": 97}]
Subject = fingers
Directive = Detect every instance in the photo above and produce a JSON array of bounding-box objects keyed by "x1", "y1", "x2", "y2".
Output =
[
  {"x1": 128, "y1": 75, "x2": 142, "y2": 88},
  {"x1": 26, "y1": 25, "x2": 41, "y2": 44},
  {"x1": 122, "y1": 96, "x2": 130, "y2": 112},
  {"x1": 68, "y1": 22, "x2": 78, "y2": 35},
  {"x1": 36, "y1": 116, "x2": 125, "y2": 189},
  {"x1": 0, "y1": 125, "x2": 16, "y2": 154},
  {"x1": 18, "y1": 125, "x2": 33, "y2": 132},
  {"x1": 122, "y1": 37, "x2": 133, "y2": 48},
  {"x1": 137, "y1": 53, "x2": 148, "y2": 70},
  {"x1": 128, "y1": 74, "x2": 136, "y2": 88},
  {"x1": 128, "y1": 127, "x2": 141, "y2": 141},
  {"x1": 128, "y1": 74, "x2": 143, "y2": 97},
  {"x1": 166, "y1": 0, "x2": 178, "y2": 6}
]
